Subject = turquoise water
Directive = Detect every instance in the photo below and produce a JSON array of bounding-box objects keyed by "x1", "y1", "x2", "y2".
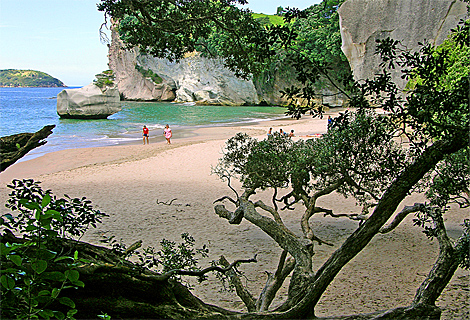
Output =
[{"x1": 0, "y1": 87, "x2": 286, "y2": 159}]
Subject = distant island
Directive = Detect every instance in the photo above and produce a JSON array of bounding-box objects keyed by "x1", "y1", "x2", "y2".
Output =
[{"x1": 0, "y1": 69, "x2": 66, "y2": 87}]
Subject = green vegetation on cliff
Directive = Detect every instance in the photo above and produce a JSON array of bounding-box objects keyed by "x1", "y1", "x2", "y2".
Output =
[
  {"x1": 0, "y1": 69, "x2": 66, "y2": 87},
  {"x1": 252, "y1": 13, "x2": 285, "y2": 26}
]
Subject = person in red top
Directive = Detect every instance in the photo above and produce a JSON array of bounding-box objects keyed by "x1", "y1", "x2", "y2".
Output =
[{"x1": 142, "y1": 125, "x2": 149, "y2": 144}]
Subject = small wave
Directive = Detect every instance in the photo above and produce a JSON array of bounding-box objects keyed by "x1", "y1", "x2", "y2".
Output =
[
  {"x1": 91, "y1": 136, "x2": 109, "y2": 141},
  {"x1": 107, "y1": 137, "x2": 142, "y2": 143}
]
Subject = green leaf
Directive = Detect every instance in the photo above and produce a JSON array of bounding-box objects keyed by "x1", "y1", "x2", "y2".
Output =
[
  {"x1": 31, "y1": 260, "x2": 48, "y2": 274},
  {"x1": 38, "y1": 289, "x2": 51, "y2": 296},
  {"x1": 54, "y1": 256, "x2": 73, "y2": 263},
  {"x1": 25, "y1": 225, "x2": 38, "y2": 231},
  {"x1": 45, "y1": 209, "x2": 62, "y2": 221},
  {"x1": 53, "y1": 310, "x2": 66, "y2": 320},
  {"x1": 20, "y1": 199, "x2": 41, "y2": 210},
  {"x1": 52, "y1": 287, "x2": 60, "y2": 298},
  {"x1": 38, "y1": 249, "x2": 57, "y2": 261},
  {"x1": 74, "y1": 250, "x2": 79, "y2": 260},
  {"x1": 40, "y1": 217, "x2": 52, "y2": 229},
  {"x1": 66, "y1": 269, "x2": 80, "y2": 282},
  {"x1": 59, "y1": 296, "x2": 75, "y2": 308},
  {"x1": 38, "y1": 309, "x2": 54, "y2": 319},
  {"x1": 41, "y1": 271, "x2": 66, "y2": 281},
  {"x1": 42, "y1": 193, "x2": 52, "y2": 207},
  {"x1": 0, "y1": 274, "x2": 15, "y2": 289},
  {"x1": 35, "y1": 208, "x2": 41, "y2": 221},
  {"x1": 30, "y1": 297, "x2": 39, "y2": 307},
  {"x1": 37, "y1": 295, "x2": 52, "y2": 304},
  {"x1": 67, "y1": 309, "x2": 78, "y2": 317},
  {"x1": 79, "y1": 258, "x2": 91, "y2": 264},
  {"x1": 1, "y1": 267, "x2": 20, "y2": 274},
  {"x1": 0, "y1": 243, "x2": 11, "y2": 256},
  {"x1": 72, "y1": 280, "x2": 85, "y2": 287},
  {"x1": 8, "y1": 254, "x2": 22, "y2": 266},
  {"x1": 44, "y1": 229, "x2": 59, "y2": 237}
]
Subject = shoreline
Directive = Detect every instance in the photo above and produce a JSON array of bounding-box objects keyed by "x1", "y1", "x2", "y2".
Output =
[
  {"x1": 0, "y1": 112, "x2": 467, "y2": 318},
  {"x1": 1, "y1": 113, "x2": 331, "y2": 182}
]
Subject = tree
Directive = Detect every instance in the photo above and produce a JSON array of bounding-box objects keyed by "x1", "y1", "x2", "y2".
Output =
[
  {"x1": 210, "y1": 18, "x2": 470, "y2": 318},
  {"x1": 293, "y1": 0, "x2": 349, "y2": 83},
  {"x1": 46, "y1": 0, "x2": 469, "y2": 318}
]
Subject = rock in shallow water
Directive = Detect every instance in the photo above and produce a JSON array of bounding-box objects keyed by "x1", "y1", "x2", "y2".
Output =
[{"x1": 57, "y1": 84, "x2": 121, "y2": 119}]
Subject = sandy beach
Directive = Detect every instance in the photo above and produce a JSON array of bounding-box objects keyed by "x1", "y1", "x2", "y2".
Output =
[{"x1": 1, "y1": 113, "x2": 468, "y2": 319}]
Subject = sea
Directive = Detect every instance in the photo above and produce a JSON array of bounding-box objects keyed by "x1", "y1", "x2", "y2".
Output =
[{"x1": 0, "y1": 87, "x2": 287, "y2": 161}]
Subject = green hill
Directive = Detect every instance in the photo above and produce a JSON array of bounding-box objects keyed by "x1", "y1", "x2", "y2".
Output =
[
  {"x1": 253, "y1": 13, "x2": 285, "y2": 26},
  {"x1": 0, "y1": 69, "x2": 66, "y2": 87}
]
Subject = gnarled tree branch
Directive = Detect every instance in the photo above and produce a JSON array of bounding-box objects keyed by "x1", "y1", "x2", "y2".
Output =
[{"x1": 1, "y1": 125, "x2": 55, "y2": 172}]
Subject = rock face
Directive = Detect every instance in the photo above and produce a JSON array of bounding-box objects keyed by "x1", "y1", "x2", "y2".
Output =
[
  {"x1": 108, "y1": 28, "x2": 347, "y2": 107},
  {"x1": 338, "y1": 0, "x2": 468, "y2": 87},
  {"x1": 108, "y1": 29, "x2": 177, "y2": 102},
  {"x1": 108, "y1": 27, "x2": 259, "y2": 105},
  {"x1": 57, "y1": 84, "x2": 121, "y2": 119}
]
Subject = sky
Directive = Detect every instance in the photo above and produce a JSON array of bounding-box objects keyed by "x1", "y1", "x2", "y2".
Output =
[{"x1": 0, "y1": 0, "x2": 321, "y2": 87}]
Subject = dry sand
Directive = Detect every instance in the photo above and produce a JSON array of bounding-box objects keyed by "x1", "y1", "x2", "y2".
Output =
[{"x1": 1, "y1": 113, "x2": 468, "y2": 319}]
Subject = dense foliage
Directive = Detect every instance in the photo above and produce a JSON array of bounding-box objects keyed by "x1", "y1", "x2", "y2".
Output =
[
  {"x1": 293, "y1": 0, "x2": 350, "y2": 84},
  {"x1": 93, "y1": 70, "x2": 116, "y2": 89},
  {"x1": 0, "y1": 69, "x2": 66, "y2": 87},
  {"x1": 98, "y1": 0, "x2": 469, "y2": 318},
  {"x1": 0, "y1": 179, "x2": 104, "y2": 319}
]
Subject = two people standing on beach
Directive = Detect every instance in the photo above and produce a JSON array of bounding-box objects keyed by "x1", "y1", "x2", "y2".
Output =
[{"x1": 143, "y1": 124, "x2": 172, "y2": 144}]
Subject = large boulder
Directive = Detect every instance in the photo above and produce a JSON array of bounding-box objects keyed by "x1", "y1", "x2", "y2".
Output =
[
  {"x1": 57, "y1": 84, "x2": 121, "y2": 119},
  {"x1": 338, "y1": 0, "x2": 468, "y2": 87}
]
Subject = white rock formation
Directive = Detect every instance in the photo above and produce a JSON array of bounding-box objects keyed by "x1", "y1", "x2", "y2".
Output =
[
  {"x1": 108, "y1": 27, "x2": 259, "y2": 105},
  {"x1": 57, "y1": 84, "x2": 121, "y2": 119},
  {"x1": 338, "y1": 0, "x2": 468, "y2": 87}
]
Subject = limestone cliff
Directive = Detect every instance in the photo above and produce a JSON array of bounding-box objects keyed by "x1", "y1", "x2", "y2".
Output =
[
  {"x1": 108, "y1": 29, "x2": 176, "y2": 101},
  {"x1": 108, "y1": 27, "x2": 259, "y2": 105},
  {"x1": 108, "y1": 27, "x2": 346, "y2": 107},
  {"x1": 338, "y1": 0, "x2": 468, "y2": 87}
]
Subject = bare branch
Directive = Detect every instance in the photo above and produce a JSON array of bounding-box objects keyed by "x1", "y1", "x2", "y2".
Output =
[
  {"x1": 213, "y1": 166, "x2": 240, "y2": 200},
  {"x1": 254, "y1": 200, "x2": 293, "y2": 235},
  {"x1": 380, "y1": 203, "x2": 424, "y2": 233},
  {"x1": 156, "y1": 198, "x2": 178, "y2": 205},
  {"x1": 277, "y1": 191, "x2": 300, "y2": 210},
  {"x1": 157, "y1": 254, "x2": 258, "y2": 282},
  {"x1": 219, "y1": 255, "x2": 257, "y2": 312},
  {"x1": 213, "y1": 195, "x2": 238, "y2": 205},
  {"x1": 214, "y1": 204, "x2": 244, "y2": 224},
  {"x1": 216, "y1": 193, "x2": 313, "y2": 269},
  {"x1": 301, "y1": 178, "x2": 345, "y2": 242},
  {"x1": 412, "y1": 207, "x2": 459, "y2": 306},
  {"x1": 257, "y1": 250, "x2": 296, "y2": 311},
  {"x1": 323, "y1": 210, "x2": 365, "y2": 221},
  {"x1": 1, "y1": 125, "x2": 55, "y2": 172}
]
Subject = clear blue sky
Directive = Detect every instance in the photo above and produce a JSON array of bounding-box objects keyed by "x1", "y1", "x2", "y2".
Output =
[{"x1": 0, "y1": 0, "x2": 321, "y2": 87}]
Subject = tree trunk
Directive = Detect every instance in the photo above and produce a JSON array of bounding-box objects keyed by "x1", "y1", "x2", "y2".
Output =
[
  {"x1": 411, "y1": 208, "x2": 460, "y2": 307},
  {"x1": 274, "y1": 138, "x2": 466, "y2": 318},
  {"x1": 0, "y1": 231, "x2": 237, "y2": 320},
  {"x1": 0, "y1": 125, "x2": 55, "y2": 172}
]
